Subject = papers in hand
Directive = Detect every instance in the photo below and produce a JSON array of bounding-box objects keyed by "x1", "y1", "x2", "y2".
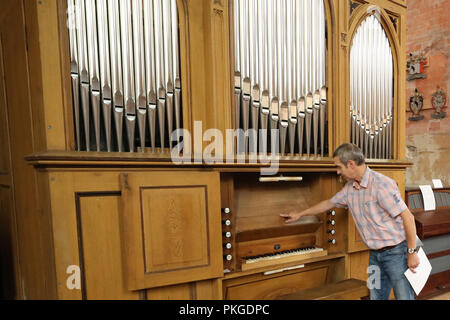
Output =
[
  {"x1": 404, "y1": 247, "x2": 432, "y2": 296},
  {"x1": 419, "y1": 185, "x2": 436, "y2": 211}
]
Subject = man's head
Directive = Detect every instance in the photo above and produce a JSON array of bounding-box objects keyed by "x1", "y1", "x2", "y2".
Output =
[{"x1": 332, "y1": 143, "x2": 366, "y2": 181}]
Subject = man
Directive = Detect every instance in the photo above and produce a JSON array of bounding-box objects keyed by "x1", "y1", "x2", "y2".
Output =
[{"x1": 280, "y1": 143, "x2": 420, "y2": 300}]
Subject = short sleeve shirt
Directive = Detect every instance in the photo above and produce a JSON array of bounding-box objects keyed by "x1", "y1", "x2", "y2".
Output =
[{"x1": 330, "y1": 167, "x2": 408, "y2": 250}]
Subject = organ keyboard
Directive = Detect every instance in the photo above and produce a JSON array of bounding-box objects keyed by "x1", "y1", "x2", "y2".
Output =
[{"x1": 241, "y1": 247, "x2": 327, "y2": 271}]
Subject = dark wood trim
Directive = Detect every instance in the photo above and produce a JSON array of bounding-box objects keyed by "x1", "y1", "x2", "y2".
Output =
[
  {"x1": 74, "y1": 193, "x2": 87, "y2": 300},
  {"x1": 418, "y1": 269, "x2": 450, "y2": 299},
  {"x1": 427, "y1": 249, "x2": 450, "y2": 260},
  {"x1": 25, "y1": 151, "x2": 413, "y2": 171},
  {"x1": 414, "y1": 208, "x2": 450, "y2": 239}
]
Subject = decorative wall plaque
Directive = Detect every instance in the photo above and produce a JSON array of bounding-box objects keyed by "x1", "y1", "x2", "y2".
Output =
[
  {"x1": 431, "y1": 86, "x2": 447, "y2": 119},
  {"x1": 407, "y1": 52, "x2": 427, "y2": 81},
  {"x1": 409, "y1": 88, "x2": 424, "y2": 121}
]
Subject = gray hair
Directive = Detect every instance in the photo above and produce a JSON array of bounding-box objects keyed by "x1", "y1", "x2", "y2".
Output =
[{"x1": 332, "y1": 143, "x2": 365, "y2": 166}]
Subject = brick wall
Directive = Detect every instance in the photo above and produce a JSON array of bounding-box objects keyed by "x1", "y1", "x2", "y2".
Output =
[{"x1": 405, "y1": 0, "x2": 450, "y2": 188}]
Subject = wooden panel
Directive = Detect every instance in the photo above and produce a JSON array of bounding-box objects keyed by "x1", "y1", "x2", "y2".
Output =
[
  {"x1": 225, "y1": 267, "x2": 329, "y2": 300},
  {"x1": 48, "y1": 170, "x2": 223, "y2": 300},
  {"x1": 0, "y1": 0, "x2": 58, "y2": 299},
  {"x1": 78, "y1": 194, "x2": 140, "y2": 300},
  {"x1": 196, "y1": 278, "x2": 222, "y2": 300},
  {"x1": 234, "y1": 174, "x2": 319, "y2": 234},
  {"x1": 348, "y1": 249, "x2": 395, "y2": 299},
  {"x1": 181, "y1": 0, "x2": 232, "y2": 155},
  {"x1": 418, "y1": 269, "x2": 450, "y2": 299},
  {"x1": 376, "y1": 169, "x2": 406, "y2": 199},
  {"x1": 0, "y1": 35, "x2": 16, "y2": 298},
  {"x1": 147, "y1": 282, "x2": 192, "y2": 300},
  {"x1": 22, "y1": 0, "x2": 49, "y2": 152},
  {"x1": 146, "y1": 279, "x2": 222, "y2": 300},
  {"x1": 48, "y1": 172, "x2": 82, "y2": 299},
  {"x1": 413, "y1": 209, "x2": 450, "y2": 239},
  {"x1": 347, "y1": 216, "x2": 368, "y2": 253},
  {"x1": 348, "y1": 251, "x2": 370, "y2": 281},
  {"x1": 120, "y1": 171, "x2": 223, "y2": 290},
  {"x1": 34, "y1": 0, "x2": 67, "y2": 150},
  {"x1": 141, "y1": 186, "x2": 209, "y2": 273},
  {"x1": 276, "y1": 279, "x2": 369, "y2": 300}
]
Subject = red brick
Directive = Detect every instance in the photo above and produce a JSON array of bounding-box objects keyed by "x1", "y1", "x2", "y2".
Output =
[{"x1": 429, "y1": 121, "x2": 441, "y2": 132}]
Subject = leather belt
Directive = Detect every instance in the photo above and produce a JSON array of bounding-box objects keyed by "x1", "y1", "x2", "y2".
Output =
[{"x1": 373, "y1": 242, "x2": 402, "y2": 252}]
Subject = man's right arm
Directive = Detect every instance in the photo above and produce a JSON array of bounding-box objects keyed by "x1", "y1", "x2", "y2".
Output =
[{"x1": 280, "y1": 199, "x2": 335, "y2": 224}]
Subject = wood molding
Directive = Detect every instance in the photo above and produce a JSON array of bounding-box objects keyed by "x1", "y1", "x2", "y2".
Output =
[{"x1": 25, "y1": 151, "x2": 413, "y2": 171}]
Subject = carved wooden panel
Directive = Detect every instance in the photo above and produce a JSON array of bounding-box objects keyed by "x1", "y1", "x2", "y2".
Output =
[
  {"x1": 141, "y1": 186, "x2": 209, "y2": 273},
  {"x1": 120, "y1": 171, "x2": 222, "y2": 290}
]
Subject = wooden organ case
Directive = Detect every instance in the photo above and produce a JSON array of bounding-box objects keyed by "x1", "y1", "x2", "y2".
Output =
[{"x1": 0, "y1": 0, "x2": 411, "y2": 300}]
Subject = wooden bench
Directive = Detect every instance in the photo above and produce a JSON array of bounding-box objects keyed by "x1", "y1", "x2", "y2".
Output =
[{"x1": 275, "y1": 279, "x2": 370, "y2": 300}]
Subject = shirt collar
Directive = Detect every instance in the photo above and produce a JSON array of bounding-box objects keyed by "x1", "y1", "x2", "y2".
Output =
[{"x1": 352, "y1": 166, "x2": 370, "y2": 190}]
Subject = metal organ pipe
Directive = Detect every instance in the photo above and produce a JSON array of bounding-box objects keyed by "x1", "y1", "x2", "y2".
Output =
[
  {"x1": 232, "y1": 0, "x2": 328, "y2": 158},
  {"x1": 67, "y1": 0, "x2": 182, "y2": 153},
  {"x1": 350, "y1": 14, "x2": 394, "y2": 159}
]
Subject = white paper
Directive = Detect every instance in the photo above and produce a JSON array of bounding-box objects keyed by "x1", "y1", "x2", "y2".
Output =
[
  {"x1": 404, "y1": 247, "x2": 432, "y2": 296},
  {"x1": 432, "y1": 179, "x2": 443, "y2": 189},
  {"x1": 419, "y1": 185, "x2": 436, "y2": 211},
  {"x1": 416, "y1": 235, "x2": 423, "y2": 248}
]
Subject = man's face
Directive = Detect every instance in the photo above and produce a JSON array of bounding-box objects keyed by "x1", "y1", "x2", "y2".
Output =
[{"x1": 333, "y1": 157, "x2": 355, "y2": 181}]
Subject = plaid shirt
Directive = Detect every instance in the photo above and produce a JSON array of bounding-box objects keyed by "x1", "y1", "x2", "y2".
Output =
[{"x1": 330, "y1": 167, "x2": 407, "y2": 250}]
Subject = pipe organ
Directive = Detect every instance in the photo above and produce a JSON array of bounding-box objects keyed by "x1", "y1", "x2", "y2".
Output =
[{"x1": 0, "y1": 0, "x2": 410, "y2": 300}]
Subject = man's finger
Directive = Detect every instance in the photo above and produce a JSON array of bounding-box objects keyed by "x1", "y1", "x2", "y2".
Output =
[{"x1": 283, "y1": 217, "x2": 294, "y2": 224}]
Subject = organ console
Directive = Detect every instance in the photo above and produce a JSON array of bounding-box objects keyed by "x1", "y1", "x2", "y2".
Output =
[{"x1": 0, "y1": 0, "x2": 411, "y2": 300}]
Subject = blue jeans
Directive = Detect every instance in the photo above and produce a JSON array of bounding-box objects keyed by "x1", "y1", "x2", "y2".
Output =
[{"x1": 368, "y1": 241, "x2": 415, "y2": 300}]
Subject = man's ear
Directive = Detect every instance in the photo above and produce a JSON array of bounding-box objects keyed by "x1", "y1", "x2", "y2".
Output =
[{"x1": 347, "y1": 160, "x2": 356, "y2": 169}]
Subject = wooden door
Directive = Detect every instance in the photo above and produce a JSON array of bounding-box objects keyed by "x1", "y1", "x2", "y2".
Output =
[{"x1": 120, "y1": 171, "x2": 223, "y2": 290}]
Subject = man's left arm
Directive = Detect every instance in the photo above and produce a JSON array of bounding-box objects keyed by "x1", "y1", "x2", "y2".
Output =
[
  {"x1": 377, "y1": 180, "x2": 420, "y2": 273},
  {"x1": 400, "y1": 209, "x2": 420, "y2": 273}
]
